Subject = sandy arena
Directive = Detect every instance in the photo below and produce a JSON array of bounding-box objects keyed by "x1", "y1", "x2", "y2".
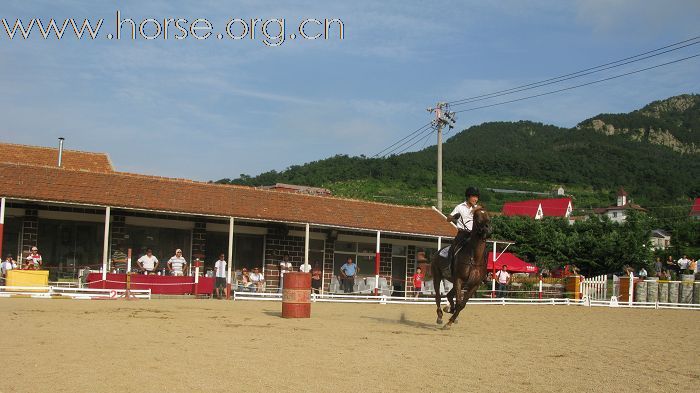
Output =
[{"x1": 2, "y1": 299, "x2": 698, "y2": 393}]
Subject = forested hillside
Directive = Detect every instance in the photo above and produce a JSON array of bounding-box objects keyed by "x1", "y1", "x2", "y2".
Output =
[{"x1": 217, "y1": 95, "x2": 699, "y2": 217}]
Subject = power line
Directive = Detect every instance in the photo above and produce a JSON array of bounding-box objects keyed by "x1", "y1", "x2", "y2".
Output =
[
  {"x1": 372, "y1": 122, "x2": 431, "y2": 158},
  {"x1": 371, "y1": 36, "x2": 700, "y2": 160},
  {"x1": 394, "y1": 129, "x2": 435, "y2": 156},
  {"x1": 447, "y1": 35, "x2": 700, "y2": 106},
  {"x1": 453, "y1": 53, "x2": 700, "y2": 114},
  {"x1": 378, "y1": 125, "x2": 434, "y2": 157}
]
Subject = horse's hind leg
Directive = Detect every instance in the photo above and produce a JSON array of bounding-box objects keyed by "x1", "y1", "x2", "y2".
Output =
[
  {"x1": 434, "y1": 271, "x2": 443, "y2": 325},
  {"x1": 444, "y1": 278, "x2": 463, "y2": 329},
  {"x1": 442, "y1": 286, "x2": 456, "y2": 314}
]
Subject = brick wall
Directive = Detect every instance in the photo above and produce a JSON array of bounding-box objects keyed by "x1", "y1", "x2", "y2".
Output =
[
  {"x1": 323, "y1": 238, "x2": 335, "y2": 292},
  {"x1": 406, "y1": 245, "x2": 417, "y2": 293},
  {"x1": 263, "y1": 226, "x2": 306, "y2": 290}
]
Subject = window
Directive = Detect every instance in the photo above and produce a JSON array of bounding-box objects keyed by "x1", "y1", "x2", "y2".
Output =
[
  {"x1": 333, "y1": 240, "x2": 375, "y2": 277},
  {"x1": 38, "y1": 219, "x2": 105, "y2": 279}
]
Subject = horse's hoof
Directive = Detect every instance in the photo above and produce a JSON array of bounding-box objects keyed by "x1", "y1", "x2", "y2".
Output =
[{"x1": 436, "y1": 318, "x2": 443, "y2": 325}]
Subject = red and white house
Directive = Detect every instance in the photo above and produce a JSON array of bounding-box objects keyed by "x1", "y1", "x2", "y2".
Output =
[
  {"x1": 593, "y1": 187, "x2": 646, "y2": 223},
  {"x1": 691, "y1": 198, "x2": 700, "y2": 219},
  {"x1": 502, "y1": 198, "x2": 572, "y2": 220}
]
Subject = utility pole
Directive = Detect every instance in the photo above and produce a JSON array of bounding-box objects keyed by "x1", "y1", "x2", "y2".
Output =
[{"x1": 427, "y1": 102, "x2": 456, "y2": 211}]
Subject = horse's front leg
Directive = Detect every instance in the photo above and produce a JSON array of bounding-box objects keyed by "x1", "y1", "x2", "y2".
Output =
[{"x1": 444, "y1": 277, "x2": 463, "y2": 329}]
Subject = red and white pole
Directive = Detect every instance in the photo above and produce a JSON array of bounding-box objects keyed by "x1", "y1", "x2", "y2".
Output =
[
  {"x1": 374, "y1": 230, "x2": 380, "y2": 296},
  {"x1": 0, "y1": 197, "x2": 5, "y2": 260},
  {"x1": 491, "y1": 241, "x2": 497, "y2": 298}
]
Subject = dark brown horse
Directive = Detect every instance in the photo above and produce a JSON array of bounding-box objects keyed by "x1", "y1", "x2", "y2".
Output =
[{"x1": 431, "y1": 207, "x2": 491, "y2": 328}]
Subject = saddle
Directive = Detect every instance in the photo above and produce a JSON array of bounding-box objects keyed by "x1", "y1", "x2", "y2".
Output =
[{"x1": 437, "y1": 244, "x2": 476, "y2": 280}]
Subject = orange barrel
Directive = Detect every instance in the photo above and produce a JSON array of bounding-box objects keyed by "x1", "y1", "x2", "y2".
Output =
[
  {"x1": 282, "y1": 272, "x2": 311, "y2": 318},
  {"x1": 618, "y1": 276, "x2": 639, "y2": 302},
  {"x1": 565, "y1": 275, "x2": 582, "y2": 299}
]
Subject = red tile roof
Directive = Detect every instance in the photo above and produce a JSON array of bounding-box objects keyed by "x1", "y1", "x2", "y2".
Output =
[
  {"x1": 0, "y1": 162, "x2": 455, "y2": 238},
  {"x1": 502, "y1": 200, "x2": 541, "y2": 218},
  {"x1": 0, "y1": 142, "x2": 113, "y2": 172},
  {"x1": 691, "y1": 198, "x2": 700, "y2": 216}
]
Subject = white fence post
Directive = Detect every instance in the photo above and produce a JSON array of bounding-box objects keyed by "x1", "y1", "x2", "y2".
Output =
[{"x1": 629, "y1": 273, "x2": 634, "y2": 305}]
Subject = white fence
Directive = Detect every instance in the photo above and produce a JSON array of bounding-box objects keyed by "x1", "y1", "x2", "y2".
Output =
[
  {"x1": 0, "y1": 286, "x2": 151, "y2": 300},
  {"x1": 581, "y1": 274, "x2": 607, "y2": 300},
  {"x1": 232, "y1": 290, "x2": 700, "y2": 310}
]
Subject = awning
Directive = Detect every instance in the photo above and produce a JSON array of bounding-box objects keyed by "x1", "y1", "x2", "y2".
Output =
[{"x1": 487, "y1": 252, "x2": 539, "y2": 273}]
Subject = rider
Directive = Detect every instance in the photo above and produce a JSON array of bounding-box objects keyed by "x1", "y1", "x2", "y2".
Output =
[{"x1": 445, "y1": 186, "x2": 480, "y2": 273}]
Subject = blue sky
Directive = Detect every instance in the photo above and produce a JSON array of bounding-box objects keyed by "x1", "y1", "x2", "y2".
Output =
[{"x1": 1, "y1": 0, "x2": 699, "y2": 181}]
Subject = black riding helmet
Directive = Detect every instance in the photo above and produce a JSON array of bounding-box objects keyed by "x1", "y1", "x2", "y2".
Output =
[{"x1": 465, "y1": 186, "x2": 480, "y2": 199}]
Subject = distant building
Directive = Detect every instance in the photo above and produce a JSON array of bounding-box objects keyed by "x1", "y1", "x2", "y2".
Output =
[
  {"x1": 258, "y1": 183, "x2": 332, "y2": 196},
  {"x1": 502, "y1": 197, "x2": 572, "y2": 220},
  {"x1": 691, "y1": 198, "x2": 700, "y2": 219},
  {"x1": 593, "y1": 187, "x2": 646, "y2": 223},
  {"x1": 650, "y1": 229, "x2": 671, "y2": 251}
]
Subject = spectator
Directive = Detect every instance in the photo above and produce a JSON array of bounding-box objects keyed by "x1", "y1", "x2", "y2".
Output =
[
  {"x1": 638, "y1": 267, "x2": 648, "y2": 279},
  {"x1": 412, "y1": 267, "x2": 424, "y2": 298},
  {"x1": 654, "y1": 257, "x2": 663, "y2": 275},
  {"x1": 665, "y1": 256, "x2": 677, "y2": 272},
  {"x1": 340, "y1": 257, "x2": 358, "y2": 293},
  {"x1": 496, "y1": 265, "x2": 510, "y2": 298},
  {"x1": 659, "y1": 269, "x2": 671, "y2": 281},
  {"x1": 311, "y1": 263, "x2": 322, "y2": 294},
  {"x1": 239, "y1": 268, "x2": 254, "y2": 292},
  {"x1": 249, "y1": 267, "x2": 265, "y2": 292},
  {"x1": 25, "y1": 246, "x2": 42, "y2": 270},
  {"x1": 213, "y1": 253, "x2": 227, "y2": 299},
  {"x1": 2, "y1": 254, "x2": 17, "y2": 283},
  {"x1": 137, "y1": 248, "x2": 159, "y2": 275},
  {"x1": 690, "y1": 258, "x2": 698, "y2": 276},
  {"x1": 279, "y1": 253, "x2": 292, "y2": 293},
  {"x1": 299, "y1": 259, "x2": 312, "y2": 273},
  {"x1": 678, "y1": 255, "x2": 690, "y2": 274},
  {"x1": 167, "y1": 249, "x2": 187, "y2": 276}
]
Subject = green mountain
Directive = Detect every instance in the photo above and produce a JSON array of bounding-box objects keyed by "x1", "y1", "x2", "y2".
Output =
[{"x1": 217, "y1": 95, "x2": 700, "y2": 215}]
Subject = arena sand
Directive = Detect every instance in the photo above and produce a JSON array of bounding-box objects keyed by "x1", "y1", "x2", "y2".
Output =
[{"x1": 1, "y1": 299, "x2": 698, "y2": 393}]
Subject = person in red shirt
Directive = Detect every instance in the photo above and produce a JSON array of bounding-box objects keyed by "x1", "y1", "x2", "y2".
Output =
[{"x1": 412, "y1": 267, "x2": 424, "y2": 298}]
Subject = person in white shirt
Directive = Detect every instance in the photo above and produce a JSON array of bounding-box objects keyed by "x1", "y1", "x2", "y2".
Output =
[
  {"x1": 279, "y1": 253, "x2": 292, "y2": 292},
  {"x1": 299, "y1": 260, "x2": 312, "y2": 273},
  {"x1": 25, "y1": 246, "x2": 43, "y2": 270},
  {"x1": 249, "y1": 267, "x2": 265, "y2": 292},
  {"x1": 167, "y1": 249, "x2": 187, "y2": 276},
  {"x1": 677, "y1": 255, "x2": 690, "y2": 274},
  {"x1": 638, "y1": 267, "x2": 648, "y2": 279},
  {"x1": 213, "y1": 254, "x2": 227, "y2": 299},
  {"x1": 445, "y1": 187, "x2": 480, "y2": 273},
  {"x1": 2, "y1": 254, "x2": 17, "y2": 283},
  {"x1": 496, "y1": 265, "x2": 511, "y2": 298},
  {"x1": 137, "y1": 248, "x2": 159, "y2": 275}
]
